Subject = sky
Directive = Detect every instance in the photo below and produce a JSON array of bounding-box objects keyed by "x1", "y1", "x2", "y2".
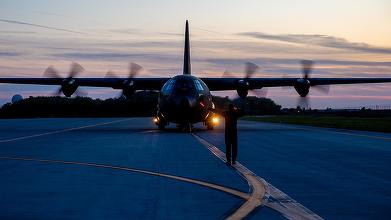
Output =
[{"x1": 0, "y1": 0, "x2": 390, "y2": 108}]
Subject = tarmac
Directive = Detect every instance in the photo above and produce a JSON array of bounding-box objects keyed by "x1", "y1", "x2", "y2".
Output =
[{"x1": 0, "y1": 117, "x2": 390, "y2": 219}]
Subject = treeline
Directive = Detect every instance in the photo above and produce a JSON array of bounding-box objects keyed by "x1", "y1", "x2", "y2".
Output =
[
  {"x1": 282, "y1": 107, "x2": 391, "y2": 118},
  {"x1": 213, "y1": 96, "x2": 282, "y2": 115},
  {"x1": 0, "y1": 92, "x2": 282, "y2": 118},
  {"x1": 0, "y1": 91, "x2": 159, "y2": 118}
]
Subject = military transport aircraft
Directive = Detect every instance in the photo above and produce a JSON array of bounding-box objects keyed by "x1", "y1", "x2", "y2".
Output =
[{"x1": 1, "y1": 20, "x2": 391, "y2": 130}]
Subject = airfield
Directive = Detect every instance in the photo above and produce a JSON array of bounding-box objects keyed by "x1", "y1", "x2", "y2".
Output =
[{"x1": 0, "y1": 118, "x2": 390, "y2": 219}]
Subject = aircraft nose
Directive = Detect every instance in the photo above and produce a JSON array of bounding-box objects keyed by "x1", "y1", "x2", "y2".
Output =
[{"x1": 179, "y1": 96, "x2": 197, "y2": 109}]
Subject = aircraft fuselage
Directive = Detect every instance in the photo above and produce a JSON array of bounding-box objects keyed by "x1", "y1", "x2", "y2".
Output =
[{"x1": 156, "y1": 75, "x2": 215, "y2": 128}]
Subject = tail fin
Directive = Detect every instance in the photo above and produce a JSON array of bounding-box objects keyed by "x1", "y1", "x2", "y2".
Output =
[{"x1": 183, "y1": 20, "x2": 191, "y2": 75}]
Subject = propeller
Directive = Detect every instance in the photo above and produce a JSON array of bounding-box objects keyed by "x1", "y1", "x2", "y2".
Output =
[
  {"x1": 293, "y1": 60, "x2": 329, "y2": 109},
  {"x1": 245, "y1": 62, "x2": 268, "y2": 97},
  {"x1": 301, "y1": 60, "x2": 313, "y2": 79},
  {"x1": 129, "y1": 62, "x2": 142, "y2": 78},
  {"x1": 105, "y1": 62, "x2": 143, "y2": 98},
  {"x1": 43, "y1": 62, "x2": 87, "y2": 97},
  {"x1": 223, "y1": 62, "x2": 268, "y2": 99},
  {"x1": 297, "y1": 96, "x2": 310, "y2": 110},
  {"x1": 43, "y1": 66, "x2": 61, "y2": 78}
]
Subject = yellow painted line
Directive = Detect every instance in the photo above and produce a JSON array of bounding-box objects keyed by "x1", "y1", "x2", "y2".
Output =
[
  {"x1": 0, "y1": 156, "x2": 249, "y2": 201},
  {"x1": 226, "y1": 174, "x2": 264, "y2": 220},
  {"x1": 192, "y1": 134, "x2": 266, "y2": 219},
  {"x1": 0, "y1": 119, "x2": 132, "y2": 143},
  {"x1": 193, "y1": 133, "x2": 323, "y2": 220}
]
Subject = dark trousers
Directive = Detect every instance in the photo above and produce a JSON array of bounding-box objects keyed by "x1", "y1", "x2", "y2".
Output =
[{"x1": 225, "y1": 131, "x2": 238, "y2": 163}]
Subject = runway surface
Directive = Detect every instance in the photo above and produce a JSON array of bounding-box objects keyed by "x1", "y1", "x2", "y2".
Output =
[{"x1": 0, "y1": 118, "x2": 390, "y2": 219}]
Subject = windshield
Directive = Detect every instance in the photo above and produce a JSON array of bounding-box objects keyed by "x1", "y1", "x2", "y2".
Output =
[
  {"x1": 173, "y1": 78, "x2": 197, "y2": 95},
  {"x1": 161, "y1": 79, "x2": 176, "y2": 95}
]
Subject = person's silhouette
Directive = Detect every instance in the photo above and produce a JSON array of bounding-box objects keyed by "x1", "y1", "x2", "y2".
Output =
[{"x1": 221, "y1": 103, "x2": 243, "y2": 165}]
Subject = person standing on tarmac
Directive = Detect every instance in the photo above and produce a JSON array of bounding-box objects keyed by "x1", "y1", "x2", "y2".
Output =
[{"x1": 211, "y1": 103, "x2": 243, "y2": 165}]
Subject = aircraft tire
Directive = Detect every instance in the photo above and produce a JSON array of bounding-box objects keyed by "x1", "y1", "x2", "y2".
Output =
[{"x1": 158, "y1": 123, "x2": 165, "y2": 130}]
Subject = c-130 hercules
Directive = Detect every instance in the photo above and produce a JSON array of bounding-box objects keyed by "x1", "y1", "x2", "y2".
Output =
[{"x1": 1, "y1": 20, "x2": 391, "y2": 130}]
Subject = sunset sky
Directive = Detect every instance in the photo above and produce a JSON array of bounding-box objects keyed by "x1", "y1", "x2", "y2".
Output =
[{"x1": 0, "y1": 0, "x2": 390, "y2": 108}]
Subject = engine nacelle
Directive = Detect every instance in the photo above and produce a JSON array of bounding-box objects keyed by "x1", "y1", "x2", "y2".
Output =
[
  {"x1": 122, "y1": 87, "x2": 136, "y2": 99},
  {"x1": 294, "y1": 78, "x2": 310, "y2": 97},
  {"x1": 122, "y1": 79, "x2": 136, "y2": 99},
  {"x1": 236, "y1": 79, "x2": 250, "y2": 99},
  {"x1": 61, "y1": 78, "x2": 78, "y2": 97},
  {"x1": 236, "y1": 89, "x2": 249, "y2": 99}
]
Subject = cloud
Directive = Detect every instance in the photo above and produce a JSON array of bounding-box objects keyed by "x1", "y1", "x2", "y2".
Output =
[
  {"x1": 0, "y1": 18, "x2": 86, "y2": 35},
  {"x1": 52, "y1": 52, "x2": 180, "y2": 62},
  {"x1": 97, "y1": 40, "x2": 182, "y2": 49},
  {"x1": 109, "y1": 28, "x2": 142, "y2": 35},
  {"x1": 0, "y1": 31, "x2": 36, "y2": 34},
  {"x1": 239, "y1": 32, "x2": 391, "y2": 54},
  {"x1": 204, "y1": 57, "x2": 391, "y2": 78},
  {"x1": 0, "y1": 52, "x2": 22, "y2": 57},
  {"x1": 57, "y1": 52, "x2": 141, "y2": 60},
  {"x1": 157, "y1": 32, "x2": 183, "y2": 37},
  {"x1": 206, "y1": 57, "x2": 391, "y2": 67}
]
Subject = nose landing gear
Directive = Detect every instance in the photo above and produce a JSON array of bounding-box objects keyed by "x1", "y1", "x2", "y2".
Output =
[
  {"x1": 206, "y1": 123, "x2": 214, "y2": 130},
  {"x1": 177, "y1": 123, "x2": 193, "y2": 132}
]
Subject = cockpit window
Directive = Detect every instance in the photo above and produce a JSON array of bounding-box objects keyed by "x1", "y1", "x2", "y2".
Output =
[
  {"x1": 162, "y1": 77, "x2": 201, "y2": 96},
  {"x1": 193, "y1": 79, "x2": 204, "y2": 91},
  {"x1": 161, "y1": 79, "x2": 175, "y2": 95},
  {"x1": 175, "y1": 79, "x2": 194, "y2": 90}
]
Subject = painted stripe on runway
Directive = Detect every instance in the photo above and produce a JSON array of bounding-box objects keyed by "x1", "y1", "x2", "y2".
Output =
[
  {"x1": 0, "y1": 156, "x2": 249, "y2": 201},
  {"x1": 192, "y1": 134, "x2": 267, "y2": 219},
  {"x1": 287, "y1": 124, "x2": 391, "y2": 141},
  {"x1": 192, "y1": 134, "x2": 323, "y2": 220},
  {"x1": 0, "y1": 119, "x2": 132, "y2": 143},
  {"x1": 322, "y1": 130, "x2": 391, "y2": 141},
  {"x1": 242, "y1": 120, "x2": 391, "y2": 141}
]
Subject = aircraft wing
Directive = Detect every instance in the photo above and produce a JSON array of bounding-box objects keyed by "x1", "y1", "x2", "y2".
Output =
[
  {"x1": 201, "y1": 77, "x2": 391, "y2": 91},
  {"x1": 0, "y1": 77, "x2": 169, "y2": 90},
  {"x1": 1, "y1": 77, "x2": 391, "y2": 91}
]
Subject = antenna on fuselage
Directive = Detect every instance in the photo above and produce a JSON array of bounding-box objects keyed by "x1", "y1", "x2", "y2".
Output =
[{"x1": 183, "y1": 20, "x2": 191, "y2": 75}]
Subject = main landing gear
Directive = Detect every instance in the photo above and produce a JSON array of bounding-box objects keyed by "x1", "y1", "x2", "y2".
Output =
[
  {"x1": 205, "y1": 113, "x2": 220, "y2": 130},
  {"x1": 153, "y1": 116, "x2": 167, "y2": 130},
  {"x1": 158, "y1": 123, "x2": 165, "y2": 130}
]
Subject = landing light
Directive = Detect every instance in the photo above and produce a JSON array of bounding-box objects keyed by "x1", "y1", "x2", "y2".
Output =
[
  {"x1": 212, "y1": 117, "x2": 219, "y2": 124},
  {"x1": 153, "y1": 117, "x2": 159, "y2": 123}
]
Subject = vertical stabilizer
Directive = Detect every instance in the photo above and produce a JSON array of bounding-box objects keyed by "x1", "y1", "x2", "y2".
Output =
[{"x1": 183, "y1": 20, "x2": 191, "y2": 75}]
